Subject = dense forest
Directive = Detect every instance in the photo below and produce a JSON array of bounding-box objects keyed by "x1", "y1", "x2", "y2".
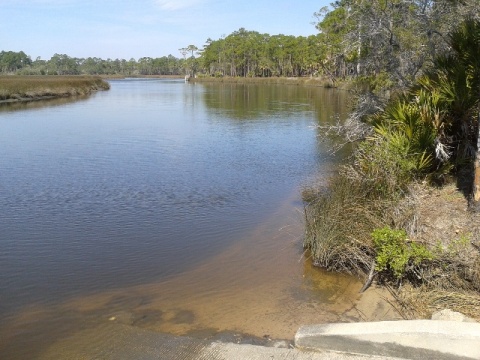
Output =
[{"x1": 200, "y1": 0, "x2": 479, "y2": 86}]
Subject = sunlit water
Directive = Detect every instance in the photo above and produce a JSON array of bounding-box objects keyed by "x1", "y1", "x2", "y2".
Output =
[{"x1": 0, "y1": 79, "x2": 364, "y2": 358}]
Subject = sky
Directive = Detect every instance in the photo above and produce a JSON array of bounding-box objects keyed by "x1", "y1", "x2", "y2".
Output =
[{"x1": 0, "y1": 0, "x2": 331, "y2": 61}]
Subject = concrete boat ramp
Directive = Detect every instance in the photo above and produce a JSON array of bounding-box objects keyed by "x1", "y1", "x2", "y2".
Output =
[
  {"x1": 295, "y1": 320, "x2": 480, "y2": 360},
  {"x1": 43, "y1": 317, "x2": 480, "y2": 359}
]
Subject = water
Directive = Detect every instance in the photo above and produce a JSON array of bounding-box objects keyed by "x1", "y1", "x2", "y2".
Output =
[{"x1": 0, "y1": 79, "x2": 360, "y2": 358}]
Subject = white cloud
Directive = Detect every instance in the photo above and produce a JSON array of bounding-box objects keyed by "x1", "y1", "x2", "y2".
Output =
[{"x1": 155, "y1": 0, "x2": 205, "y2": 11}]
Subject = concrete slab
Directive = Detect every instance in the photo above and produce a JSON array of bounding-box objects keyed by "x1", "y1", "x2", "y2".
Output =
[{"x1": 295, "y1": 320, "x2": 480, "y2": 360}]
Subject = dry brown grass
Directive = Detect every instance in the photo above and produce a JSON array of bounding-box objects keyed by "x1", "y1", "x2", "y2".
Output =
[
  {"x1": 394, "y1": 285, "x2": 480, "y2": 321},
  {"x1": 387, "y1": 183, "x2": 480, "y2": 320},
  {"x1": 0, "y1": 75, "x2": 110, "y2": 101}
]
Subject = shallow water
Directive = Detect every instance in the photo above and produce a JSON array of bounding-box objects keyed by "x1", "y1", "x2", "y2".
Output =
[{"x1": 0, "y1": 79, "x2": 362, "y2": 358}]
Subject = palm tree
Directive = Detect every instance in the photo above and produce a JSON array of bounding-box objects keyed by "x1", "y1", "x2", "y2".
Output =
[
  {"x1": 409, "y1": 18, "x2": 480, "y2": 203},
  {"x1": 447, "y1": 19, "x2": 480, "y2": 204}
]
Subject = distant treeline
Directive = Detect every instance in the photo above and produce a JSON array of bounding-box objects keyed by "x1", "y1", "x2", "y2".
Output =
[
  {"x1": 0, "y1": 51, "x2": 184, "y2": 76},
  {"x1": 2, "y1": 0, "x2": 478, "y2": 85},
  {"x1": 0, "y1": 31, "x2": 333, "y2": 79},
  {"x1": 199, "y1": 0, "x2": 479, "y2": 87},
  {"x1": 1, "y1": 31, "x2": 321, "y2": 77}
]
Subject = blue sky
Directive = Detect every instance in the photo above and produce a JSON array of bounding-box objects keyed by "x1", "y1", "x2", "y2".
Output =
[{"x1": 0, "y1": 0, "x2": 331, "y2": 60}]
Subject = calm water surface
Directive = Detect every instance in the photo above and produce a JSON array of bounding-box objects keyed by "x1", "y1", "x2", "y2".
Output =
[{"x1": 0, "y1": 79, "x2": 359, "y2": 358}]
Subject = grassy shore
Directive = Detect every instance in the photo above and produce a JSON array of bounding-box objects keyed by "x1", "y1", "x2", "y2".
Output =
[
  {"x1": 0, "y1": 76, "x2": 110, "y2": 103},
  {"x1": 190, "y1": 75, "x2": 342, "y2": 88},
  {"x1": 100, "y1": 74, "x2": 184, "y2": 79}
]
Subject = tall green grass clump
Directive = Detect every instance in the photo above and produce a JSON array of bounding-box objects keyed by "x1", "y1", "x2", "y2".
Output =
[
  {"x1": 303, "y1": 91, "x2": 436, "y2": 275},
  {"x1": 303, "y1": 125, "x2": 430, "y2": 276}
]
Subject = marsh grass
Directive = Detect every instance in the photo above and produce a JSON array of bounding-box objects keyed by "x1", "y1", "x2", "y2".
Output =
[
  {"x1": 303, "y1": 171, "x2": 392, "y2": 276},
  {"x1": 0, "y1": 76, "x2": 110, "y2": 102},
  {"x1": 395, "y1": 285, "x2": 480, "y2": 320},
  {"x1": 302, "y1": 120, "x2": 428, "y2": 275}
]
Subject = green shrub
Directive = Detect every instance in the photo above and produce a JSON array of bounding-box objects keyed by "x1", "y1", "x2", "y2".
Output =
[{"x1": 372, "y1": 226, "x2": 434, "y2": 278}]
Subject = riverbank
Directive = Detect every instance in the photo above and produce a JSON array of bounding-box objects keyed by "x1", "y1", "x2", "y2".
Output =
[
  {"x1": 196, "y1": 76, "x2": 480, "y2": 321},
  {"x1": 100, "y1": 74, "x2": 184, "y2": 79},
  {"x1": 0, "y1": 75, "x2": 110, "y2": 103},
  {"x1": 391, "y1": 183, "x2": 480, "y2": 320},
  {"x1": 190, "y1": 75, "x2": 346, "y2": 89},
  {"x1": 302, "y1": 123, "x2": 480, "y2": 321}
]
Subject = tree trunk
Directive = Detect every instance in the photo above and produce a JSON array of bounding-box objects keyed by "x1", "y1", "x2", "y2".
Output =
[{"x1": 473, "y1": 113, "x2": 480, "y2": 207}]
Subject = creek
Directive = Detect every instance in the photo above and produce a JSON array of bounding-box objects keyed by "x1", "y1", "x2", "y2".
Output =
[{"x1": 0, "y1": 79, "x2": 363, "y2": 358}]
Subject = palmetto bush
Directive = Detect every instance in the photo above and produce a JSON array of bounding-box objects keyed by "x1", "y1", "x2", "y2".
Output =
[
  {"x1": 364, "y1": 18, "x2": 480, "y2": 181},
  {"x1": 416, "y1": 18, "x2": 480, "y2": 170}
]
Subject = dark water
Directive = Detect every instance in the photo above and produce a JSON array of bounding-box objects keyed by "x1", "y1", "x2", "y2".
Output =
[{"x1": 0, "y1": 79, "x2": 350, "y2": 356}]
